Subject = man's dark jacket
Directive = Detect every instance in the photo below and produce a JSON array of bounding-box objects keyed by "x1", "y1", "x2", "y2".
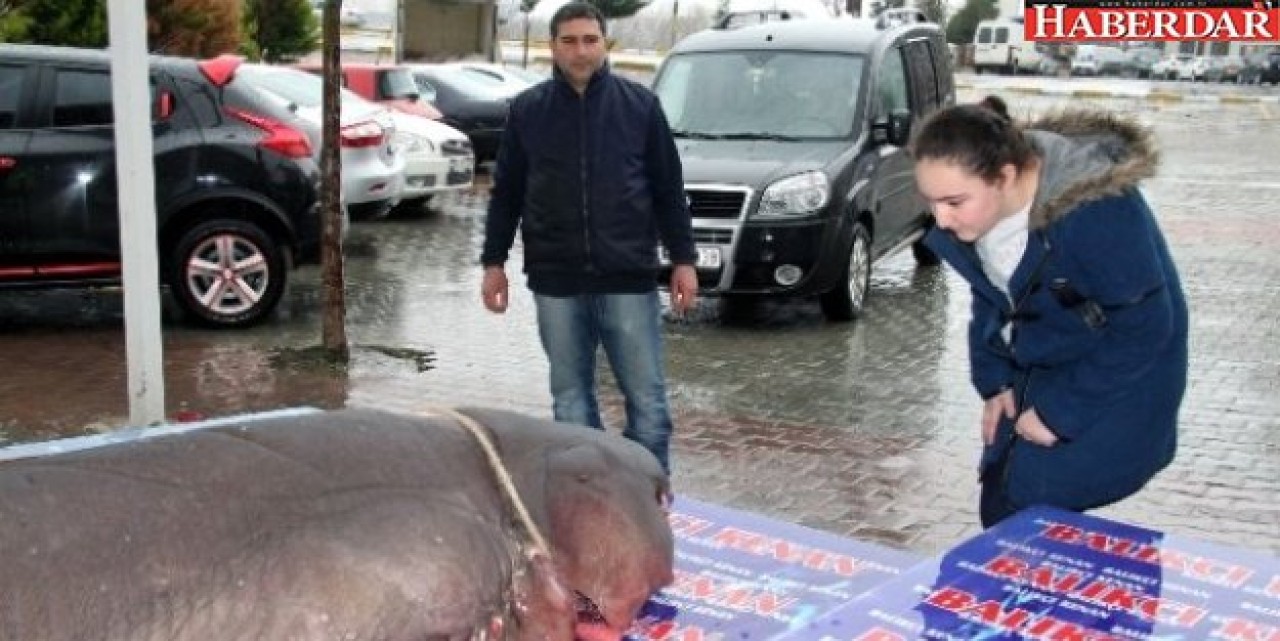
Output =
[{"x1": 480, "y1": 64, "x2": 696, "y2": 295}]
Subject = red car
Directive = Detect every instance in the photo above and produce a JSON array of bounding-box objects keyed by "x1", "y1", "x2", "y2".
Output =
[{"x1": 295, "y1": 63, "x2": 443, "y2": 120}]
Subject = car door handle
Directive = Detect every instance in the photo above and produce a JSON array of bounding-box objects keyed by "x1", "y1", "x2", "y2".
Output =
[{"x1": 0, "y1": 157, "x2": 15, "y2": 171}]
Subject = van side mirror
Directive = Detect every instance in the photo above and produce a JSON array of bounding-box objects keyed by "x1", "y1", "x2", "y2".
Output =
[{"x1": 871, "y1": 109, "x2": 912, "y2": 147}]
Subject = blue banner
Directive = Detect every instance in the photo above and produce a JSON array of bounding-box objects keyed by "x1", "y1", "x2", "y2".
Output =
[
  {"x1": 777, "y1": 505, "x2": 1280, "y2": 640},
  {"x1": 627, "y1": 498, "x2": 925, "y2": 640}
]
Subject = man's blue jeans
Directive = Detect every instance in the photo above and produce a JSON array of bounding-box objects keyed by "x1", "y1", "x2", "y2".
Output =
[{"x1": 533, "y1": 291, "x2": 673, "y2": 474}]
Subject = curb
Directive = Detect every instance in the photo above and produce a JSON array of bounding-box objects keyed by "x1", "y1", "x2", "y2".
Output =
[{"x1": 956, "y1": 81, "x2": 1280, "y2": 104}]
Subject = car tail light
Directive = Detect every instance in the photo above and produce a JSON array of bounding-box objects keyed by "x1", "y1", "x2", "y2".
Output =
[
  {"x1": 225, "y1": 107, "x2": 313, "y2": 159},
  {"x1": 340, "y1": 121, "x2": 384, "y2": 148},
  {"x1": 155, "y1": 91, "x2": 174, "y2": 120}
]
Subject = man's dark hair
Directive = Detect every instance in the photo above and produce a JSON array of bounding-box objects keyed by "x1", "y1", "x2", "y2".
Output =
[
  {"x1": 909, "y1": 104, "x2": 1036, "y2": 184},
  {"x1": 977, "y1": 95, "x2": 1010, "y2": 122},
  {"x1": 550, "y1": 1, "x2": 608, "y2": 38}
]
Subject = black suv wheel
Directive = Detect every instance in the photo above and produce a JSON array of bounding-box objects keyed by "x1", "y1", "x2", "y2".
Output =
[
  {"x1": 820, "y1": 223, "x2": 871, "y2": 321},
  {"x1": 169, "y1": 219, "x2": 286, "y2": 328}
]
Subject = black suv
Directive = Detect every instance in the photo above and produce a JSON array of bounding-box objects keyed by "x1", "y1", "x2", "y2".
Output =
[
  {"x1": 651, "y1": 18, "x2": 954, "y2": 320},
  {"x1": 0, "y1": 44, "x2": 322, "y2": 327},
  {"x1": 1261, "y1": 50, "x2": 1280, "y2": 85}
]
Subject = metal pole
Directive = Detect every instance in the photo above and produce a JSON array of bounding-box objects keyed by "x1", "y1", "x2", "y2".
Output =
[
  {"x1": 671, "y1": 0, "x2": 679, "y2": 50},
  {"x1": 106, "y1": 0, "x2": 166, "y2": 426},
  {"x1": 396, "y1": 0, "x2": 406, "y2": 63}
]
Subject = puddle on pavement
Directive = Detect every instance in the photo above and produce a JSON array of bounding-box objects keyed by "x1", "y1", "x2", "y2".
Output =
[{"x1": 0, "y1": 327, "x2": 350, "y2": 446}]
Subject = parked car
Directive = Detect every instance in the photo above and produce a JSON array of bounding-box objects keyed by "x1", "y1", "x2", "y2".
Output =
[
  {"x1": 404, "y1": 63, "x2": 525, "y2": 162},
  {"x1": 1151, "y1": 54, "x2": 1192, "y2": 80},
  {"x1": 1204, "y1": 55, "x2": 1244, "y2": 83},
  {"x1": 234, "y1": 64, "x2": 405, "y2": 220},
  {"x1": 449, "y1": 62, "x2": 547, "y2": 91},
  {"x1": 650, "y1": 18, "x2": 953, "y2": 320},
  {"x1": 1259, "y1": 50, "x2": 1280, "y2": 85},
  {"x1": 290, "y1": 63, "x2": 474, "y2": 204},
  {"x1": 714, "y1": 8, "x2": 809, "y2": 29},
  {"x1": 1123, "y1": 47, "x2": 1162, "y2": 79},
  {"x1": 1178, "y1": 56, "x2": 1213, "y2": 81},
  {"x1": 310, "y1": 0, "x2": 365, "y2": 27},
  {"x1": 0, "y1": 45, "x2": 323, "y2": 327},
  {"x1": 1070, "y1": 45, "x2": 1127, "y2": 76},
  {"x1": 295, "y1": 63, "x2": 443, "y2": 121},
  {"x1": 387, "y1": 111, "x2": 475, "y2": 207}
]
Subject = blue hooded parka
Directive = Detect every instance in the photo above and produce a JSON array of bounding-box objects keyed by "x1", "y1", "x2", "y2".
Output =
[{"x1": 922, "y1": 111, "x2": 1189, "y2": 511}]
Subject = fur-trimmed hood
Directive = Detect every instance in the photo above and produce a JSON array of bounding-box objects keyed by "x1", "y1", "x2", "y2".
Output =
[{"x1": 1026, "y1": 111, "x2": 1159, "y2": 229}]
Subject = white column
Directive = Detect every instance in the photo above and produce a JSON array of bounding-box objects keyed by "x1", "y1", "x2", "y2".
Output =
[{"x1": 107, "y1": 0, "x2": 166, "y2": 426}]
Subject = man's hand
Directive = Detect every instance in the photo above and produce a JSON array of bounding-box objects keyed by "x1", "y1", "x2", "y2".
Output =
[
  {"x1": 669, "y1": 264, "x2": 698, "y2": 315},
  {"x1": 481, "y1": 266, "x2": 509, "y2": 313},
  {"x1": 1015, "y1": 408, "x2": 1059, "y2": 448},
  {"x1": 981, "y1": 389, "x2": 1016, "y2": 446}
]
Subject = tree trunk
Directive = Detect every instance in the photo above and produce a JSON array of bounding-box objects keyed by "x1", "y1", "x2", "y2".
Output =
[
  {"x1": 522, "y1": 14, "x2": 530, "y2": 68},
  {"x1": 320, "y1": 0, "x2": 349, "y2": 361}
]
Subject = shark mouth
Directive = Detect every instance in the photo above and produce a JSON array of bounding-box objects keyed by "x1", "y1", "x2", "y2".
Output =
[{"x1": 574, "y1": 590, "x2": 608, "y2": 626}]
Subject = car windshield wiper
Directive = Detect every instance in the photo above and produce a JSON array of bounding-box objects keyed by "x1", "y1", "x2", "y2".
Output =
[
  {"x1": 715, "y1": 132, "x2": 801, "y2": 142},
  {"x1": 670, "y1": 129, "x2": 721, "y2": 140}
]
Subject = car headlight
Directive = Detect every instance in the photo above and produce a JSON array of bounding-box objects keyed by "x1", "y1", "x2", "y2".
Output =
[
  {"x1": 755, "y1": 171, "x2": 829, "y2": 218},
  {"x1": 441, "y1": 138, "x2": 473, "y2": 156},
  {"x1": 397, "y1": 133, "x2": 434, "y2": 154}
]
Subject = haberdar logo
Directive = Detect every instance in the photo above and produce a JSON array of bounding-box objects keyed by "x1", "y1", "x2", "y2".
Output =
[{"x1": 1024, "y1": 0, "x2": 1280, "y2": 41}]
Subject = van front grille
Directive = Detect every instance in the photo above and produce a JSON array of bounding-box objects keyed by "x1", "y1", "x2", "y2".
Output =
[
  {"x1": 687, "y1": 188, "x2": 747, "y2": 219},
  {"x1": 693, "y1": 228, "x2": 732, "y2": 244}
]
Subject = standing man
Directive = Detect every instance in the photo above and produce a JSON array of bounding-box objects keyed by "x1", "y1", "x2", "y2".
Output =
[{"x1": 479, "y1": 1, "x2": 698, "y2": 475}]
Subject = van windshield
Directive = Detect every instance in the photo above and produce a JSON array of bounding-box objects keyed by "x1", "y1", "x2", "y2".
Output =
[{"x1": 653, "y1": 51, "x2": 864, "y2": 140}]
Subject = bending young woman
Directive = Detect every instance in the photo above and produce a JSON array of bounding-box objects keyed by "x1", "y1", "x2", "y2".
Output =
[{"x1": 911, "y1": 104, "x2": 1189, "y2": 527}]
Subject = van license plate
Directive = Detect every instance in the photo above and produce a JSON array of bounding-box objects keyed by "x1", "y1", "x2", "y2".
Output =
[{"x1": 659, "y1": 246, "x2": 721, "y2": 269}]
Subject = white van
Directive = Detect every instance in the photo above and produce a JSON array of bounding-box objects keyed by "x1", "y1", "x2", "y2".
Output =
[
  {"x1": 973, "y1": 18, "x2": 1044, "y2": 74},
  {"x1": 1070, "y1": 44, "x2": 1127, "y2": 76}
]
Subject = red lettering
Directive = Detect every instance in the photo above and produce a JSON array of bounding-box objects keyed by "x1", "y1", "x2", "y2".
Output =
[
  {"x1": 1086, "y1": 533, "x2": 1135, "y2": 556},
  {"x1": 1156, "y1": 601, "x2": 1208, "y2": 628},
  {"x1": 852, "y1": 628, "x2": 906, "y2": 641},
  {"x1": 1025, "y1": 614, "x2": 1060, "y2": 636},
  {"x1": 1266, "y1": 575, "x2": 1280, "y2": 598},
  {"x1": 925, "y1": 586, "x2": 975, "y2": 612},
  {"x1": 1029, "y1": 566, "x2": 1085, "y2": 593},
  {"x1": 1132, "y1": 544, "x2": 1162, "y2": 563},
  {"x1": 721, "y1": 587, "x2": 752, "y2": 609},
  {"x1": 710, "y1": 527, "x2": 765, "y2": 553},
  {"x1": 667, "y1": 569, "x2": 796, "y2": 616},
  {"x1": 1158, "y1": 548, "x2": 1189, "y2": 573},
  {"x1": 770, "y1": 539, "x2": 805, "y2": 563},
  {"x1": 827, "y1": 555, "x2": 867, "y2": 577},
  {"x1": 1224, "y1": 564, "x2": 1255, "y2": 588},
  {"x1": 1214, "y1": 617, "x2": 1280, "y2": 641},
  {"x1": 1077, "y1": 579, "x2": 1109, "y2": 600},
  {"x1": 985, "y1": 554, "x2": 1029, "y2": 579},
  {"x1": 998, "y1": 607, "x2": 1033, "y2": 630},
  {"x1": 969, "y1": 600, "x2": 1006, "y2": 625},
  {"x1": 752, "y1": 591, "x2": 794, "y2": 617},
  {"x1": 1041, "y1": 523, "x2": 1083, "y2": 543},
  {"x1": 803, "y1": 548, "x2": 830, "y2": 570},
  {"x1": 632, "y1": 618, "x2": 709, "y2": 641},
  {"x1": 1097, "y1": 584, "x2": 1139, "y2": 613},
  {"x1": 681, "y1": 575, "x2": 717, "y2": 601},
  {"x1": 1159, "y1": 551, "x2": 1255, "y2": 587},
  {"x1": 667, "y1": 513, "x2": 714, "y2": 538},
  {"x1": 707, "y1": 528, "x2": 865, "y2": 577},
  {"x1": 641, "y1": 619, "x2": 677, "y2": 639}
]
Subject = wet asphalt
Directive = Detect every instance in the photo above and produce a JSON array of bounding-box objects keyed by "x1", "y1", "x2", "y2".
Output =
[{"x1": 1, "y1": 89, "x2": 1278, "y2": 555}]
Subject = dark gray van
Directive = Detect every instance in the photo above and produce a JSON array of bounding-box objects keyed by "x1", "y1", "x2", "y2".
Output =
[{"x1": 652, "y1": 18, "x2": 954, "y2": 320}]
